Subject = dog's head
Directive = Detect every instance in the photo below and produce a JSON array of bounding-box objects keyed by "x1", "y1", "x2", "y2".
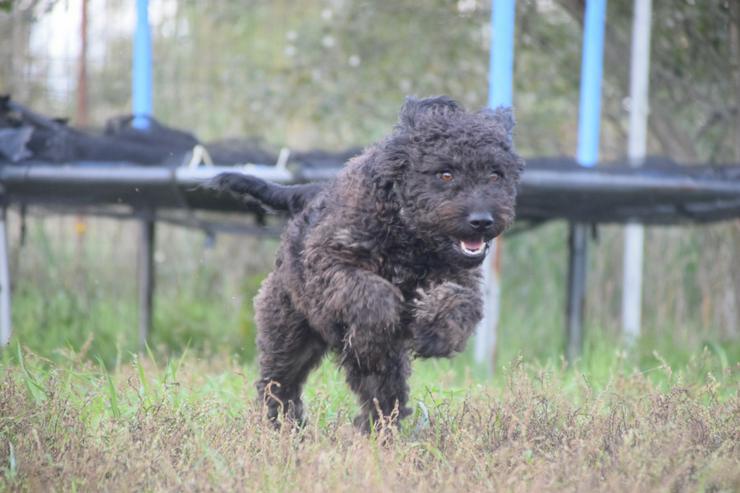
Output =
[{"x1": 378, "y1": 96, "x2": 524, "y2": 268}]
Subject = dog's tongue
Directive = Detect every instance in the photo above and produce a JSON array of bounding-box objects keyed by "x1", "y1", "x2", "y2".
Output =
[{"x1": 462, "y1": 239, "x2": 484, "y2": 251}]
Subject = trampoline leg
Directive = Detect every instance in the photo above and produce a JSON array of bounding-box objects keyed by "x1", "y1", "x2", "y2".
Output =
[
  {"x1": 138, "y1": 218, "x2": 155, "y2": 352},
  {"x1": 566, "y1": 222, "x2": 588, "y2": 363},
  {"x1": 475, "y1": 239, "x2": 501, "y2": 376},
  {"x1": 0, "y1": 207, "x2": 11, "y2": 347}
]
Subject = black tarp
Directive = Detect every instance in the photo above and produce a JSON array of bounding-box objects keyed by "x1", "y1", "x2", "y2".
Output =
[
  {"x1": 2, "y1": 96, "x2": 740, "y2": 226},
  {"x1": 0, "y1": 96, "x2": 360, "y2": 168}
]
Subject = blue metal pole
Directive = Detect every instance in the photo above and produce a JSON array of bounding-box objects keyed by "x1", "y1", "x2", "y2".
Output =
[
  {"x1": 567, "y1": 0, "x2": 607, "y2": 362},
  {"x1": 133, "y1": 0, "x2": 155, "y2": 348},
  {"x1": 132, "y1": 0, "x2": 152, "y2": 130},
  {"x1": 576, "y1": 0, "x2": 607, "y2": 167},
  {"x1": 477, "y1": 0, "x2": 516, "y2": 374},
  {"x1": 487, "y1": 0, "x2": 516, "y2": 108}
]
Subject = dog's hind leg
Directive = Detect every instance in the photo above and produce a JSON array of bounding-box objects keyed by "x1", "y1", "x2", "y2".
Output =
[
  {"x1": 341, "y1": 346, "x2": 412, "y2": 433},
  {"x1": 254, "y1": 276, "x2": 327, "y2": 427}
]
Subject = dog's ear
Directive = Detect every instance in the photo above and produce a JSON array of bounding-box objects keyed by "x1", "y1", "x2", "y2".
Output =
[
  {"x1": 399, "y1": 96, "x2": 463, "y2": 130},
  {"x1": 479, "y1": 106, "x2": 515, "y2": 148},
  {"x1": 381, "y1": 132, "x2": 414, "y2": 175},
  {"x1": 398, "y1": 97, "x2": 417, "y2": 130}
]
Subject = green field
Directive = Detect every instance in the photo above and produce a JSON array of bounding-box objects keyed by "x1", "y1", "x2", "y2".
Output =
[
  {"x1": 1, "y1": 215, "x2": 738, "y2": 491},
  {"x1": 2, "y1": 343, "x2": 738, "y2": 491}
]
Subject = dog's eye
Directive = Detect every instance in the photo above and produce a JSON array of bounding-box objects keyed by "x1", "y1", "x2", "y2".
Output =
[
  {"x1": 489, "y1": 171, "x2": 504, "y2": 182},
  {"x1": 438, "y1": 171, "x2": 454, "y2": 182}
]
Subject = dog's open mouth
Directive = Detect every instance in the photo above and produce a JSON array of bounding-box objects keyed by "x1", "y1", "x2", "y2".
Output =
[{"x1": 459, "y1": 238, "x2": 488, "y2": 257}]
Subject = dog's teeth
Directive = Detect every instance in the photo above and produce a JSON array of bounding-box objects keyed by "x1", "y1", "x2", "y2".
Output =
[{"x1": 460, "y1": 239, "x2": 486, "y2": 256}]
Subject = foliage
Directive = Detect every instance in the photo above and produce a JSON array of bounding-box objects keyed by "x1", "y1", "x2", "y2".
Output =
[{"x1": 1, "y1": 1, "x2": 738, "y2": 335}]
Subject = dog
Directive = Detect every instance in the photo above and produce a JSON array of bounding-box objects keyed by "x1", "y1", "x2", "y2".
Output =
[{"x1": 206, "y1": 96, "x2": 524, "y2": 431}]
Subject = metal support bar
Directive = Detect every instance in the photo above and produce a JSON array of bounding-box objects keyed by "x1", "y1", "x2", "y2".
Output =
[
  {"x1": 477, "y1": 240, "x2": 501, "y2": 374},
  {"x1": 76, "y1": 0, "x2": 89, "y2": 127},
  {"x1": 138, "y1": 218, "x2": 155, "y2": 351},
  {"x1": 132, "y1": 0, "x2": 152, "y2": 130},
  {"x1": 568, "y1": 0, "x2": 607, "y2": 362},
  {"x1": 487, "y1": 0, "x2": 516, "y2": 109},
  {"x1": 622, "y1": 222, "x2": 644, "y2": 340},
  {"x1": 622, "y1": 0, "x2": 653, "y2": 343},
  {"x1": 576, "y1": 0, "x2": 607, "y2": 169},
  {"x1": 566, "y1": 223, "x2": 588, "y2": 362},
  {"x1": 0, "y1": 207, "x2": 11, "y2": 346},
  {"x1": 476, "y1": 0, "x2": 516, "y2": 374}
]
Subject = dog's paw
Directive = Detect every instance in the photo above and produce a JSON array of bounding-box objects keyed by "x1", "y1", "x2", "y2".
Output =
[
  {"x1": 352, "y1": 404, "x2": 413, "y2": 435},
  {"x1": 412, "y1": 282, "x2": 480, "y2": 325},
  {"x1": 410, "y1": 282, "x2": 482, "y2": 358},
  {"x1": 411, "y1": 324, "x2": 468, "y2": 358}
]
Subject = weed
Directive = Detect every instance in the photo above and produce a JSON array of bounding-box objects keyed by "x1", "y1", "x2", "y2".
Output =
[{"x1": 1, "y1": 348, "x2": 737, "y2": 492}]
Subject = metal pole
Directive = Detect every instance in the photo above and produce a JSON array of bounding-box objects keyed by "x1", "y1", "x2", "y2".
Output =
[
  {"x1": 566, "y1": 223, "x2": 587, "y2": 361},
  {"x1": 476, "y1": 0, "x2": 516, "y2": 374},
  {"x1": 0, "y1": 207, "x2": 11, "y2": 346},
  {"x1": 732, "y1": 1, "x2": 740, "y2": 165},
  {"x1": 477, "y1": 240, "x2": 501, "y2": 373},
  {"x1": 487, "y1": 0, "x2": 515, "y2": 107},
  {"x1": 132, "y1": 0, "x2": 152, "y2": 130},
  {"x1": 138, "y1": 217, "x2": 155, "y2": 351},
  {"x1": 567, "y1": 0, "x2": 607, "y2": 363},
  {"x1": 76, "y1": 0, "x2": 89, "y2": 127},
  {"x1": 132, "y1": 0, "x2": 154, "y2": 350},
  {"x1": 622, "y1": 0, "x2": 653, "y2": 343}
]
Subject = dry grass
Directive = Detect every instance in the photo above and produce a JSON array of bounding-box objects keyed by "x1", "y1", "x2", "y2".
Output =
[{"x1": 1, "y1": 348, "x2": 737, "y2": 492}]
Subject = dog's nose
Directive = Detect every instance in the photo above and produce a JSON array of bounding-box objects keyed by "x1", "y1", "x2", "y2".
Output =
[{"x1": 468, "y1": 212, "x2": 494, "y2": 231}]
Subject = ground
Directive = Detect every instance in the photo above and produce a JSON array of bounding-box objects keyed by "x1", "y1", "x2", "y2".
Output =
[{"x1": 1, "y1": 346, "x2": 737, "y2": 492}]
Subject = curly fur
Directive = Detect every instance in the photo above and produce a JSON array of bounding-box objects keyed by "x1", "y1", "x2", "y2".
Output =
[{"x1": 209, "y1": 96, "x2": 524, "y2": 432}]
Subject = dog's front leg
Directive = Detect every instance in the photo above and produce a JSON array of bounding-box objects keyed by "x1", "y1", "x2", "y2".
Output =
[
  {"x1": 307, "y1": 265, "x2": 412, "y2": 431},
  {"x1": 342, "y1": 346, "x2": 412, "y2": 433},
  {"x1": 307, "y1": 265, "x2": 404, "y2": 369},
  {"x1": 410, "y1": 281, "x2": 483, "y2": 358}
]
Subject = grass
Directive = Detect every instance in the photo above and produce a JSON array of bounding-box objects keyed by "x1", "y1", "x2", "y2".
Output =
[
  {"x1": 8, "y1": 216, "x2": 739, "y2": 369},
  {"x1": 1, "y1": 345, "x2": 737, "y2": 492},
  {"x1": 1, "y1": 214, "x2": 738, "y2": 491}
]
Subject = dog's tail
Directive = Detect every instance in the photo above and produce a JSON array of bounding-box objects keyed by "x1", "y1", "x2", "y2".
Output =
[{"x1": 203, "y1": 172, "x2": 324, "y2": 216}]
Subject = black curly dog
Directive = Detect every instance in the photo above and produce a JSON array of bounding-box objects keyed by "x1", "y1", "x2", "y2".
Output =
[{"x1": 207, "y1": 96, "x2": 524, "y2": 432}]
